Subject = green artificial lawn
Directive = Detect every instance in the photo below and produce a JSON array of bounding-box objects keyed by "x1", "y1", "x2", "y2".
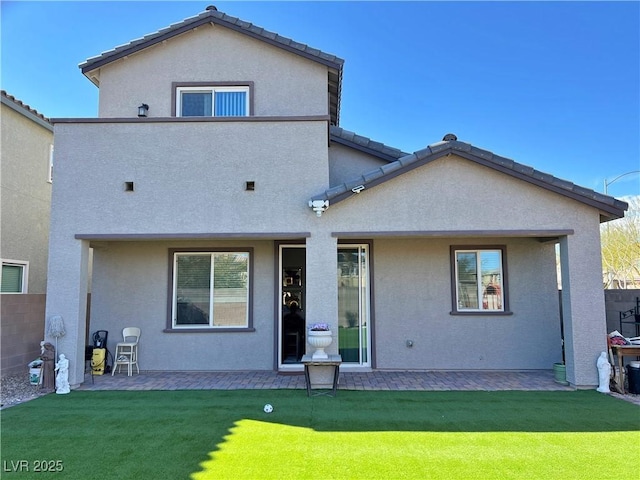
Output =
[{"x1": 1, "y1": 390, "x2": 639, "y2": 479}]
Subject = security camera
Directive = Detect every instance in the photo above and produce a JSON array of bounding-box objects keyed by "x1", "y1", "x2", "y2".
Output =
[{"x1": 308, "y1": 199, "x2": 329, "y2": 217}]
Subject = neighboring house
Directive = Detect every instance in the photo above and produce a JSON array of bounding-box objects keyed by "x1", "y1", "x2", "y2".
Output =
[
  {"x1": 46, "y1": 7, "x2": 627, "y2": 389},
  {"x1": 1, "y1": 91, "x2": 53, "y2": 293},
  {"x1": 1, "y1": 90, "x2": 53, "y2": 376}
]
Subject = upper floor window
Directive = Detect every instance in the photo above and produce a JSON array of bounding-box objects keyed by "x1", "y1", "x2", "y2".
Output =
[
  {"x1": 451, "y1": 246, "x2": 508, "y2": 314},
  {"x1": 176, "y1": 86, "x2": 250, "y2": 117},
  {"x1": 1, "y1": 260, "x2": 28, "y2": 294}
]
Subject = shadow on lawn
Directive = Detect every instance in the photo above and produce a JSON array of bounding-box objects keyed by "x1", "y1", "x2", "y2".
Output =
[{"x1": 1, "y1": 389, "x2": 637, "y2": 479}]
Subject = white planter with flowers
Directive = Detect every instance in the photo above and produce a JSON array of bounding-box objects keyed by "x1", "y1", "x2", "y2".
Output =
[{"x1": 308, "y1": 323, "x2": 332, "y2": 359}]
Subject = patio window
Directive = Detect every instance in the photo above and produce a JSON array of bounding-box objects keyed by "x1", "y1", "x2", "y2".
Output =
[
  {"x1": 451, "y1": 246, "x2": 508, "y2": 314},
  {"x1": 169, "y1": 249, "x2": 252, "y2": 329}
]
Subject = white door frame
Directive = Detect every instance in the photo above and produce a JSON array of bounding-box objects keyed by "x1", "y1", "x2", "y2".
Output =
[
  {"x1": 277, "y1": 244, "x2": 306, "y2": 372},
  {"x1": 338, "y1": 243, "x2": 372, "y2": 370}
]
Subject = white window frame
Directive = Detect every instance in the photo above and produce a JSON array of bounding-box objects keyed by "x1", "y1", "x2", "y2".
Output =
[
  {"x1": 1, "y1": 259, "x2": 29, "y2": 294},
  {"x1": 176, "y1": 86, "x2": 250, "y2": 117},
  {"x1": 48, "y1": 144, "x2": 54, "y2": 183},
  {"x1": 452, "y1": 247, "x2": 506, "y2": 314},
  {"x1": 170, "y1": 250, "x2": 251, "y2": 330}
]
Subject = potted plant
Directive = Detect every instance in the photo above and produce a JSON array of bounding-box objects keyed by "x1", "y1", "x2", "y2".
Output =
[
  {"x1": 553, "y1": 361, "x2": 568, "y2": 385},
  {"x1": 553, "y1": 338, "x2": 568, "y2": 385},
  {"x1": 308, "y1": 323, "x2": 332, "y2": 359}
]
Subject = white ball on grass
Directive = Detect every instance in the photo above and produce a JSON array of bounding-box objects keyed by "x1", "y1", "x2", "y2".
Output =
[{"x1": 263, "y1": 403, "x2": 274, "y2": 413}]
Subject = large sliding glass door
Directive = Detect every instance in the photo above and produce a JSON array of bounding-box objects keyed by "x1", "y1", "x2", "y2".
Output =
[
  {"x1": 277, "y1": 243, "x2": 370, "y2": 370},
  {"x1": 337, "y1": 245, "x2": 370, "y2": 366}
]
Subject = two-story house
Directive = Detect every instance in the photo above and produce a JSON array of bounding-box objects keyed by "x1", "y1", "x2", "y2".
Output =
[
  {"x1": 1, "y1": 90, "x2": 53, "y2": 376},
  {"x1": 46, "y1": 6, "x2": 627, "y2": 388}
]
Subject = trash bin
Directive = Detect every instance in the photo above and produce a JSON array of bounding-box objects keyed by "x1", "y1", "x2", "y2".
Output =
[
  {"x1": 28, "y1": 359, "x2": 43, "y2": 385},
  {"x1": 626, "y1": 362, "x2": 640, "y2": 395}
]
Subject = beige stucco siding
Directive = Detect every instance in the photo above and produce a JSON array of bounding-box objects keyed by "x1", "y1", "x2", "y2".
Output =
[
  {"x1": 372, "y1": 237, "x2": 561, "y2": 370},
  {"x1": 0, "y1": 103, "x2": 52, "y2": 293},
  {"x1": 48, "y1": 119, "x2": 608, "y2": 384},
  {"x1": 52, "y1": 120, "x2": 329, "y2": 234},
  {"x1": 84, "y1": 237, "x2": 561, "y2": 372},
  {"x1": 312, "y1": 153, "x2": 604, "y2": 382},
  {"x1": 320, "y1": 155, "x2": 600, "y2": 232},
  {"x1": 559, "y1": 224, "x2": 607, "y2": 386},
  {"x1": 96, "y1": 24, "x2": 329, "y2": 118},
  {"x1": 89, "y1": 240, "x2": 275, "y2": 371}
]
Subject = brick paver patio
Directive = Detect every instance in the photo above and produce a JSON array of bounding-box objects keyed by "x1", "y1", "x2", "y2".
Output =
[{"x1": 79, "y1": 369, "x2": 573, "y2": 392}]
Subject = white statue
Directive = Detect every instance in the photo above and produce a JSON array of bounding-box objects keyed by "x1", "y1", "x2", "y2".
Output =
[
  {"x1": 596, "y1": 351, "x2": 611, "y2": 393},
  {"x1": 55, "y1": 354, "x2": 70, "y2": 395}
]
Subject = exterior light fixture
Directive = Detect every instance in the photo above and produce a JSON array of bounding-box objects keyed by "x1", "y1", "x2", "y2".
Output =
[
  {"x1": 308, "y1": 199, "x2": 329, "y2": 217},
  {"x1": 137, "y1": 104, "x2": 149, "y2": 117}
]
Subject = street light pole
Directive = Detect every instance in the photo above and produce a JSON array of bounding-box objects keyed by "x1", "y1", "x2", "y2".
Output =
[{"x1": 603, "y1": 170, "x2": 640, "y2": 195}]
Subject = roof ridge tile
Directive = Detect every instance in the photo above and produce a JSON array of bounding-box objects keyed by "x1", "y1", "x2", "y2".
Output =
[
  {"x1": 490, "y1": 154, "x2": 514, "y2": 169},
  {"x1": 362, "y1": 168, "x2": 386, "y2": 184},
  {"x1": 326, "y1": 185, "x2": 349, "y2": 197},
  {"x1": 397, "y1": 153, "x2": 418, "y2": 167},
  {"x1": 426, "y1": 141, "x2": 449, "y2": 154},
  {"x1": 80, "y1": 7, "x2": 344, "y2": 71},
  {"x1": 330, "y1": 126, "x2": 409, "y2": 159},
  {"x1": 379, "y1": 162, "x2": 403, "y2": 175},
  {"x1": 450, "y1": 141, "x2": 472, "y2": 153},
  {"x1": 469, "y1": 145, "x2": 494, "y2": 160},
  {"x1": 78, "y1": 6, "x2": 344, "y2": 125},
  {"x1": 512, "y1": 163, "x2": 535, "y2": 176},
  {"x1": 316, "y1": 136, "x2": 626, "y2": 221},
  {"x1": 414, "y1": 147, "x2": 433, "y2": 160},
  {"x1": 1, "y1": 90, "x2": 51, "y2": 124}
]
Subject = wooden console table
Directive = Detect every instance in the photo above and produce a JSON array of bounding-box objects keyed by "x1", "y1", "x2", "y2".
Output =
[
  {"x1": 302, "y1": 354, "x2": 342, "y2": 397},
  {"x1": 610, "y1": 344, "x2": 640, "y2": 393}
]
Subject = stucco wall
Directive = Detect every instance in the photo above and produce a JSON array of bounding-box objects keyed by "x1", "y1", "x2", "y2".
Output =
[
  {"x1": 85, "y1": 235, "x2": 561, "y2": 372},
  {"x1": 96, "y1": 24, "x2": 329, "y2": 118},
  {"x1": 372, "y1": 237, "x2": 561, "y2": 370},
  {"x1": 0, "y1": 102, "x2": 53, "y2": 293},
  {"x1": 51, "y1": 120, "x2": 329, "y2": 234},
  {"x1": 89, "y1": 240, "x2": 276, "y2": 371},
  {"x1": 73, "y1": 151, "x2": 581, "y2": 373},
  {"x1": 329, "y1": 143, "x2": 388, "y2": 187},
  {"x1": 312, "y1": 154, "x2": 606, "y2": 385},
  {"x1": 48, "y1": 126, "x2": 608, "y2": 383},
  {"x1": 319, "y1": 155, "x2": 599, "y2": 232}
]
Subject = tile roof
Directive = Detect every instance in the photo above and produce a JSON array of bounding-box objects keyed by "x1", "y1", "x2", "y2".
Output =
[
  {"x1": 330, "y1": 126, "x2": 409, "y2": 162},
  {"x1": 315, "y1": 134, "x2": 628, "y2": 222},
  {"x1": 1, "y1": 90, "x2": 53, "y2": 130},
  {"x1": 79, "y1": 6, "x2": 344, "y2": 125}
]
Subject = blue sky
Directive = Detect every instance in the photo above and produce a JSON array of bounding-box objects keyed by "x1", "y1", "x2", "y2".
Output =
[{"x1": 2, "y1": 1, "x2": 639, "y2": 198}]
